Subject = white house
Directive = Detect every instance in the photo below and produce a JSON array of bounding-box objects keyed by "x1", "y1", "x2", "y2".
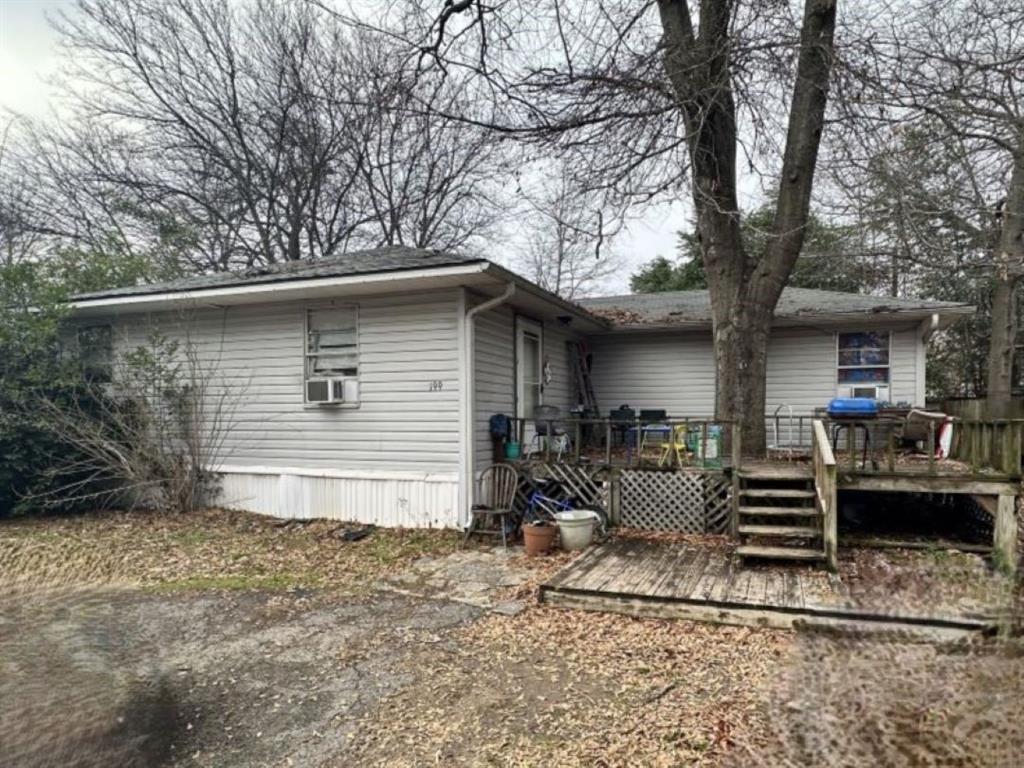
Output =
[{"x1": 69, "y1": 246, "x2": 972, "y2": 528}]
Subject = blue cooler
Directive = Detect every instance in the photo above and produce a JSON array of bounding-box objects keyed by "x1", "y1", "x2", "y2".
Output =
[{"x1": 826, "y1": 397, "x2": 879, "y2": 419}]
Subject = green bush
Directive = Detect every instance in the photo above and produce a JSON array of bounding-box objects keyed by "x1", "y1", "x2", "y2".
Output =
[{"x1": 0, "y1": 264, "x2": 102, "y2": 516}]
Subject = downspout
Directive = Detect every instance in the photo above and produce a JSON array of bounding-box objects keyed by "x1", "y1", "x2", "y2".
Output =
[
  {"x1": 457, "y1": 282, "x2": 516, "y2": 527},
  {"x1": 919, "y1": 313, "x2": 940, "y2": 406}
]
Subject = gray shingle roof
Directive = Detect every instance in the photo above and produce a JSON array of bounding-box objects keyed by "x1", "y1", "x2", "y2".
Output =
[
  {"x1": 72, "y1": 246, "x2": 484, "y2": 301},
  {"x1": 579, "y1": 287, "x2": 973, "y2": 327}
]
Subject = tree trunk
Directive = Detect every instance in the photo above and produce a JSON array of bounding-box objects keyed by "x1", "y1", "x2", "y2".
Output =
[
  {"x1": 658, "y1": 0, "x2": 837, "y2": 455},
  {"x1": 986, "y1": 148, "x2": 1024, "y2": 416}
]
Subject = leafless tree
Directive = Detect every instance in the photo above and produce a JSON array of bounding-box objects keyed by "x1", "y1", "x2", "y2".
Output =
[
  {"x1": 834, "y1": 0, "x2": 1024, "y2": 412},
  {"x1": 4, "y1": 0, "x2": 512, "y2": 270},
  {"x1": 516, "y1": 165, "x2": 622, "y2": 299},
  {"x1": 346, "y1": 33, "x2": 510, "y2": 252},
  {"x1": 43, "y1": 0, "x2": 371, "y2": 270},
  {"x1": 343, "y1": 0, "x2": 840, "y2": 452},
  {"x1": 0, "y1": 118, "x2": 46, "y2": 266}
]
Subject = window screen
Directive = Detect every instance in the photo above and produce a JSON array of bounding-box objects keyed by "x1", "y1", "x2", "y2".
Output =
[{"x1": 306, "y1": 307, "x2": 358, "y2": 378}]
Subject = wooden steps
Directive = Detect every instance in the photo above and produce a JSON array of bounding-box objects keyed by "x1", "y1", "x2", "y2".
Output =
[
  {"x1": 735, "y1": 470, "x2": 826, "y2": 564},
  {"x1": 738, "y1": 524, "x2": 820, "y2": 538},
  {"x1": 737, "y1": 464, "x2": 813, "y2": 480},
  {"x1": 740, "y1": 488, "x2": 815, "y2": 499},
  {"x1": 735, "y1": 544, "x2": 825, "y2": 561},
  {"x1": 738, "y1": 505, "x2": 818, "y2": 517}
]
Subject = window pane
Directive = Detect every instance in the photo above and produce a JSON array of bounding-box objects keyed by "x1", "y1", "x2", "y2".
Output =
[
  {"x1": 522, "y1": 334, "x2": 540, "y2": 382},
  {"x1": 78, "y1": 325, "x2": 113, "y2": 382},
  {"x1": 308, "y1": 308, "x2": 358, "y2": 377},
  {"x1": 839, "y1": 349, "x2": 890, "y2": 367},
  {"x1": 524, "y1": 383, "x2": 541, "y2": 417},
  {"x1": 838, "y1": 367, "x2": 889, "y2": 384},
  {"x1": 838, "y1": 331, "x2": 888, "y2": 351}
]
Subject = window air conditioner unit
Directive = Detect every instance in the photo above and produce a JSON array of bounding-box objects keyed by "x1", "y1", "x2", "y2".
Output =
[
  {"x1": 847, "y1": 385, "x2": 888, "y2": 401},
  {"x1": 306, "y1": 378, "x2": 359, "y2": 405}
]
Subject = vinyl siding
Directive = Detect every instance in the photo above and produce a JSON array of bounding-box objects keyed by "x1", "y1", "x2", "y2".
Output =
[
  {"x1": 105, "y1": 290, "x2": 462, "y2": 474},
  {"x1": 588, "y1": 331, "x2": 717, "y2": 416},
  {"x1": 471, "y1": 305, "x2": 581, "y2": 473},
  {"x1": 473, "y1": 304, "x2": 515, "y2": 470},
  {"x1": 589, "y1": 324, "x2": 925, "y2": 418},
  {"x1": 766, "y1": 325, "x2": 921, "y2": 412}
]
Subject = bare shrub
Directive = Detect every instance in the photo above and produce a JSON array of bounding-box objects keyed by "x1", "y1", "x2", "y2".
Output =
[{"x1": 38, "y1": 327, "x2": 242, "y2": 514}]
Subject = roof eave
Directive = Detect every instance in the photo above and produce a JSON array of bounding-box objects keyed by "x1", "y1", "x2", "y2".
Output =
[
  {"x1": 593, "y1": 304, "x2": 975, "y2": 332},
  {"x1": 480, "y1": 262, "x2": 611, "y2": 331},
  {"x1": 67, "y1": 261, "x2": 497, "y2": 316}
]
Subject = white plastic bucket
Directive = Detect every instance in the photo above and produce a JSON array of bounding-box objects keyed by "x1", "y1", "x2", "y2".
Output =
[{"x1": 554, "y1": 509, "x2": 599, "y2": 550}]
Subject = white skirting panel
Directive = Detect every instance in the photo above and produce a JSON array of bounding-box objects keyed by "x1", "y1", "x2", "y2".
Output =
[{"x1": 215, "y1": 466, "x2": 460, "y2": 528}]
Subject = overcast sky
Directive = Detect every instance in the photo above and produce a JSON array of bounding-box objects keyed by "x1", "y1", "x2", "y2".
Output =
[{"x1": 0, "y1": 0, "x2": 686, "y2": 295}]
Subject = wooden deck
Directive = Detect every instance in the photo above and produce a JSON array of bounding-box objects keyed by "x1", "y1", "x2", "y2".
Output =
[{"x1": 540, "y1": 538, "x2": 1005, "y2": 638}]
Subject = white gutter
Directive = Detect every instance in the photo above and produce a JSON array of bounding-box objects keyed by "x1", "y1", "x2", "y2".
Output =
[
  {"x1": 70, "y1": 262, "x2": 491, "y2": 312},
  {"x1": 457, "y1": 282, "x2": 516, "y2": 526},
  {"x1": 921, "y1": 312, "x2": 941, "y2": 341}
]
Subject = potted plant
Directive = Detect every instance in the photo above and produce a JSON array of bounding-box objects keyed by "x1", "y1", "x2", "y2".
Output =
[{"x1": 522, "y1": 520, "x2": 557, "y2": 555}]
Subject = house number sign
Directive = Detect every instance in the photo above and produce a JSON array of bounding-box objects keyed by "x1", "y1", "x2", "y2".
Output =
[{"x1": 428, "y1": 380, "x2": 444, "y2": 391}]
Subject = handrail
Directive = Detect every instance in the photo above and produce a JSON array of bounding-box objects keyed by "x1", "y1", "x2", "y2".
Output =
[
  {"x1": 812, "y1": 419, "x2": 838, "y2": 571},
  {"x1": 509, "y1": 415, "x2": 735, "y2": 469},
  {"x1": 769, "y1": 403, "x2": 795, "y2": 456}
]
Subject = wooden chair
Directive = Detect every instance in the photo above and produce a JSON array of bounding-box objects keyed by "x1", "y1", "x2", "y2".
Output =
[{"x1": 463, "y1": 464, "x2": 519, "y2": 549}]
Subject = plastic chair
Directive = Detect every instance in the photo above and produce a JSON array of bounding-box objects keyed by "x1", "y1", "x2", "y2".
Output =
[
  {"x1": 463, "y1": 464, "x2": 519, "y2": 549},
  {"x1": 659, "y1": 424, "x2": 691, "y2": 467}
]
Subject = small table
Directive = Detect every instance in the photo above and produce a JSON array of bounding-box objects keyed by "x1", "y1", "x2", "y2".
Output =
[{"x1": 625, "y1": 424, "x2": 672, "y2": 462}]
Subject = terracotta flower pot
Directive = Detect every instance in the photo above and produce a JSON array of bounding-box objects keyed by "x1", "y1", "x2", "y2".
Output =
[{"x1": 522, "y1": 522, "x2": 557, "y2": 556}]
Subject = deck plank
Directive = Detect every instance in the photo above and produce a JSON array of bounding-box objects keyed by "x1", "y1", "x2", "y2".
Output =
[
  {"x1": 545, "y1": 545, "x2": 606, "y2": 590},
  {"x1": 783, "y1": 569, "x2": 805, "y2": 609},
  {"x1": 688, "y1": 550, "x2": 730, "y2": 601},
  {"x1": 581, "y1": 539, "x2": 645, "y2": 592},
  {"x1": 673, "y1": 548, "x2": 712, "y2": 599},
  {"x1": 540, "y1": 537, "x2": 995, "y2": 637},
  {"x1": 633, "y1": 544, "x2": 682, "y2": 596},
  {"x1": 646, "y1": 545, "x2": 692, "y2": 597},
  {"x1": 649, "y1": 546, "x2": 700, "y2": 599}
]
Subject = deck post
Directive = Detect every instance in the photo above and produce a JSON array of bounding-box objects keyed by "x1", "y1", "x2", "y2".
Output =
[
  {"x1": 633, "y1": 417, "x2": 641, "y2": 467},
  {"x1": 1000, "y1": 423, "x2": 1015, "y2": 475},
  {"x1": 574, "y1": 420, "x2": 582, "y2": 464},
  {"x1": 927, "y1": 420, "x2": 936, "y2": 474},
  {"x1": 604, "y1": 420, "x2": 612, "y2": 466},
  {"x1": 993, "y1": 494, "x2": 1019, "y2": 576},
  {"x1": 729, "y1": 422, "x2": 741, "y2": 539},
  {"x1": 609, "y1": 467, "x2": 621, "y2": 526}
]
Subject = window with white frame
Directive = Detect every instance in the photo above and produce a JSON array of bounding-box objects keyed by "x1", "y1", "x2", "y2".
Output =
[
  {"x1": 306, "y1": 306, "x2": 358, "y2": 380},
  {"x1": 837, "y1": 331, "x2": 890, "y2": 393},
  {"x1": 77, "y1": 324, "x2": 113, "y2": 383}
]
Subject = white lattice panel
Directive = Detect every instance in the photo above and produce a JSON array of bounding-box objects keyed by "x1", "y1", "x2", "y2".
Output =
[{"x1": 620, "y1": 470, "x2": 732, "y2": 533}]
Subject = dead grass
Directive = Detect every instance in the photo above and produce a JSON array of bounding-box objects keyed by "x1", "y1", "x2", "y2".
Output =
[
  {"x1": 838, "y1": 546, "x2": 1016, "y2": 620},
  {"x1": 345, "y1": 601, "x2": 792, "y2": 767},
  {"x1": 0, "y1": 508, "x2": 463, "y2": 595}
]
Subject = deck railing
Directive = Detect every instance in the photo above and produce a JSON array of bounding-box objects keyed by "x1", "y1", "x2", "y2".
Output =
[
  {"x1": 500, "y1": 412, "x2": 1024, "y2": 478},
  {"x1": 812, "y1": 419, "x2": 838, "y2": 570},
  {"x1": 506, "y1": 415, "x2": 736, "y2": 469}
]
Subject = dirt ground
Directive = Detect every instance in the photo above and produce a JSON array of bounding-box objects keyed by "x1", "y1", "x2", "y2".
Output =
[{"x1": 2, "y1": 509, "x2": 1022, "y2": 767}]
